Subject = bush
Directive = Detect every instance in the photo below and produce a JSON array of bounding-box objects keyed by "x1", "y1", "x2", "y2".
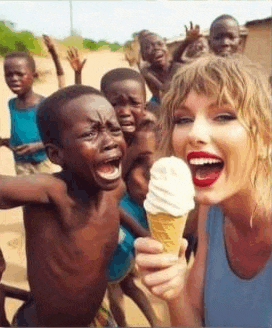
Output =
[{"x1": 0, "y1": 21, "x2": 44, "y2": 56}]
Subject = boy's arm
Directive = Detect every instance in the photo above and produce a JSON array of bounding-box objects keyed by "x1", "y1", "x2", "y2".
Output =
[
  {"x1": 141, "y1": 67, "x2": 163, "y2": 97},
  {"x1": 120, "y1": 208, "x2": 150, "y2": 238},
  {"x1": 172, "y1": 22, "x2": 202, "y2": 63},
  {"x1": 13, "y1": 142, "x2": 44, "y2": 155},
  {"x1": 0, "y1": 174, "x2": 66, "y2": 209},
  {"x1": 43, "y1": 35, "x2": 65, "y2": 89},
  {"x1": 67, "y1": 47, "x2": 87, "y2": 85},
  {"x1": 0, "y1": 138, "x2": 10, "y2": 149}
]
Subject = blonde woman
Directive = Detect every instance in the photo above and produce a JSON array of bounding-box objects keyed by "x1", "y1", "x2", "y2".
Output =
[{"x1": 135, "y1": 54, "x2": 271, "y2": 327}]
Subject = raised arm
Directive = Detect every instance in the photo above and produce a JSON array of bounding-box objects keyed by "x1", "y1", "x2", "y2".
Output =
[
  {"x1": 67, "y1": 47, "x2": 87, "y2": 85},
  {"x1": 43, "y1": 35, "x2": 65, "y2": 89},
  {"x1": 172, "y1": 22, "x2": 202, "y2": 63}
]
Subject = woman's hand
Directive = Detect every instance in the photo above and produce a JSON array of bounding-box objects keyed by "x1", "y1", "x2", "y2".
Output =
[{"x1": 135, "y1": 237, "x2": 188, "y2": 301}]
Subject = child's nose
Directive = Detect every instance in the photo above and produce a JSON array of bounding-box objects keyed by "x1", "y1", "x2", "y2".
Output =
[
  {"x1": 117, "y1": 105, "x2": 132, "y2": 117},
  {"x1": 101, "y1": 131, "x2": 118, "y2": 151}
]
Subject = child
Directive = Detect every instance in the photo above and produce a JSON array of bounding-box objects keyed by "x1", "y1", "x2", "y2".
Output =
[
  {"x1": 107, "y1": 117, "x2": 159, "y2": 327},
  {"x1": 209, "y1": 14, "x2": 241, "y2": 56},
  {"x1": 2, "y1": 51, "x2": 52, "y2": 175},
  {"x1": 0, "y1": 85, "x2": 127, "y2": 327},
  {"x1": 139, "y1": 31, "x2": 181, "y2": 109},
  {"x1": 135, "y1": 54, "x2": 271, "y2": 327},
  {"x1": 101, "y1": 67, "x2": 146, "y2": 148}
]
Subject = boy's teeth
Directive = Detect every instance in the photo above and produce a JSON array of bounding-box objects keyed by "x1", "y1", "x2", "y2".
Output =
[{"x1": 189, "y1": 158, "x2": 221, "y2": 165}]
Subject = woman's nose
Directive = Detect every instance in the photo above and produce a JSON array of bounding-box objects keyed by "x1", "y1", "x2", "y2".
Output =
[{"x1": 187, "y1": 118, "x2": 211, "y2": 145}]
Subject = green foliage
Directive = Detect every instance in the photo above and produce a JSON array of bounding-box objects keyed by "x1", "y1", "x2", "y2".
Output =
[
  {"x1": 0, "y1": 21, "x2": 44, "y2": 56},
  {"x1": 58, "y1": 34, "x2": 84, "y2": 50},
  {"x1": 83, "y1": 39, "x2": 122, "y2": 52}
]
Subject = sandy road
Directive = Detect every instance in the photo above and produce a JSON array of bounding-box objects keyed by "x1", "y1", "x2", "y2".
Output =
[{"x1": 0, "y1": 49, "x2": 169, "y2": 326}]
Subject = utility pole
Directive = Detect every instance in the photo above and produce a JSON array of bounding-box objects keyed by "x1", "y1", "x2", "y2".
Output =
[{"x1": 70, "y1": 0, "x2": 74, "y2": 36}]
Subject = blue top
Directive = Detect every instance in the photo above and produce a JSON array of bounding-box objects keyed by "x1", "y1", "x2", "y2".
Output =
[
  {"x1": 204, "y1": 206, "x2": 272, "y2": 327},
  {"x1": 9, "y1": 98, "x2": 47, "y2": 163},
  {"x1": 107, "y1": 193, "x2": 148, "y2": 283}
]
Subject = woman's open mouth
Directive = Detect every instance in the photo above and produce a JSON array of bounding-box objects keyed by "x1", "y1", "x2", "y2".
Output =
[
  {"x1": 187, "y1": 152, "x2": 224, "y2": 188},
  {"x1": 96, "y1": 157, "x2": 122, "y2": 182}
]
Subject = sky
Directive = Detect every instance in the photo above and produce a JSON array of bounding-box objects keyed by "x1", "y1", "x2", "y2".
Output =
[{"x1": 0, "y1": 1, "x2": 271, "y2": 44}]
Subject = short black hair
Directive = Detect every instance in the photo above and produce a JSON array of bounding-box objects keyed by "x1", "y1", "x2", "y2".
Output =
[
  {"x1": 210, "y1": 14, "x2": 239, "y2": 31},
  {"x1": 4, "y1": 51, "x2": 36, "y2": 72},
  {"x1": 37, "y1": 85, "x2": 104, "y2": 145},
  {"x1": 100, "y1": 67, "x2": 146, "y2": 99}
]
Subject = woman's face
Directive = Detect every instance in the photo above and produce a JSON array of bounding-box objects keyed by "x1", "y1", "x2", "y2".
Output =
[{"x1": 171, "y1": 91, "x2": 255, "y2": 205}]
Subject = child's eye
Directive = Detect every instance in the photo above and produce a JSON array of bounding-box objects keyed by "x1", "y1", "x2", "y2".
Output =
[
  {"x1": 111, "y1": 126, "x2": 122, "y2": 134},
  {"x1": 173, "y1": 116, "x2": 193, "y2": 125},
  {"x1": 215, "y1": 113, "x2": 236, "y2": 122},
  {"x1": 80, "y1": 130, "x2": 96, "y2": 138}
]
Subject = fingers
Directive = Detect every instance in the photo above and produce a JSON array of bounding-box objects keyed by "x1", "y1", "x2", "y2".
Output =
[
  {"x1": 190, "y1": 21, "x2": 193, "y2": 30},
  {"x1": 135, "y1": 237, "x2": 164, "y2": 254},
  {"x1": 136, "y1": 252, "x2": 178, "y2": 269},
  {"x1": 82, "y1": 58, "x2": 87, "y2": 67}
]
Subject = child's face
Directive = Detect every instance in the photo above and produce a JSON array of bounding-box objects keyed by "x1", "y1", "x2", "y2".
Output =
[
  {"x1": 126, "y1": 131, "x2": 156, "y2": 205},
  {"x1": 171, "y1": 91, "x2": 254, "y2": 206},
  {"x1": 58, "y1": 94, "x2": 126, "y2": 190},
  {"x1": 4, "y1": 57, "x2": 35, "y2": 96},
  {"x1": 142, "y1": 34, "x2": 169, "y2": 67},
  {"x1": 104, "y1": 79, "x2": 145, "y2": 136},
  {"x1": 209, "y1": 19, "x2": 240, "y2": 56}
]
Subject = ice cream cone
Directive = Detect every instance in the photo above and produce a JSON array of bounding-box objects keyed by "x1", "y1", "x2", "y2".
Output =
[{"x1": 147, "y1": 212, "x2": 188, "y2": 256}]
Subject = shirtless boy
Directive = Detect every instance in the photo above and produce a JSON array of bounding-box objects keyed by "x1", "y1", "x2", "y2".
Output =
[
  {"x1": 0, "y1": 85, "x2": 126, "y2": 327},
  {"x1": 139, "y1": 32, "x2": 180, "y2": 105}
]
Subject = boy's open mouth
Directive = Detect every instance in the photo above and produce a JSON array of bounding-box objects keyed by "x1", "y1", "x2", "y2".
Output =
[
  {"x1": 188, "y1": 155, "x2": 224, "y2": 188},
  {"x1": 96, "y1": 157, "x2": 122, "y2": 181},
  {"x1": 120, "y1": 121, "x2": 135, "y2": 133}
]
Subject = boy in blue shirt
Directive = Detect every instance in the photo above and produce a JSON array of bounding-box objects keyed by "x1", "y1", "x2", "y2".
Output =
[{"x1": 1, "y1": 51, "x2": 52, "y2": 175}]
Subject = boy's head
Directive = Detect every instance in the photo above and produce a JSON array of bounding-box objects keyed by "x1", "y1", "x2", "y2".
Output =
[
  {"x1": 4, "y1": 51, "x2": 37, "y2": 96},
  {"x1": 37, "y1": 85, "x2": 126, "y2": 190},
  {"x1": 140, "y1": 32, "x2": 170, "y2": 67},
  {"x1": 209, "y1": 15, "x2": 241, "y2": 56},
  {"x1": 101, "y1": 68, "x2": 146, "y2": 142}
]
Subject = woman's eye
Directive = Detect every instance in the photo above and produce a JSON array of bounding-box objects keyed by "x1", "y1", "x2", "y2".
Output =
[
  {"x1": 173, "y1": 116, "x2": 193, "y2": 125},
  {"x1": 215, "y1": 114, "x2": 236, "y2": 122}
]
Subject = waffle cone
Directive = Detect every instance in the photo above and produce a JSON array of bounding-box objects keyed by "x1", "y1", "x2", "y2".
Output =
[{"x1": 147, "y1": 212, "x2": 188, "y2": 255}]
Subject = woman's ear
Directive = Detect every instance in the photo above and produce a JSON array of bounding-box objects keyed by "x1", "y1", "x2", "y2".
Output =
[{"x1": 45, "y1": 143, "x2": 64, "y2": 166}]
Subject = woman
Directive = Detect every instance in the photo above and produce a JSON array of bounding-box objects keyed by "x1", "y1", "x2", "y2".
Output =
[{"x1": 135, "y1": 54, "x2": 272, "y2": 327}]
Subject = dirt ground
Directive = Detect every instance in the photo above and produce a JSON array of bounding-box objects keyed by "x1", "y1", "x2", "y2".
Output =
[{"x1": 0, "y1": 49, "x2": 170, "y2": 326}]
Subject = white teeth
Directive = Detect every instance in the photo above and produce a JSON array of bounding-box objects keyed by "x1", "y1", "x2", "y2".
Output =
[
  {"x1": 97, "y1": 164, "x2": 121, "y2": 181},
  {"x1": 189, "y1": 158, "x2": 222, "y2": 165}
]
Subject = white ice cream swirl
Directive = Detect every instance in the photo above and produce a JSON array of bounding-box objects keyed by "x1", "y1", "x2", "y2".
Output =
[{"x1": 144, "y1": 156, "x2": 195, "y2": 216}]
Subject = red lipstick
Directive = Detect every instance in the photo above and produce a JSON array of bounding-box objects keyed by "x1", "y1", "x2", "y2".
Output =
[{"x1": 187, "y1": 151, "x2": 224, "y2": 188}]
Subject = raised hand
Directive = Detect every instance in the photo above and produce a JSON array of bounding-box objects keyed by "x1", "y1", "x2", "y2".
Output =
[
  {"x1": 184, "y1": 22, "x2": 201, "y2": 40},
  {"x1": 43, "y1": 34, "x2": 56, "y2": 53},
  {"x1": 67, "y1": 47, "x2": 87, "y2": 73}
]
